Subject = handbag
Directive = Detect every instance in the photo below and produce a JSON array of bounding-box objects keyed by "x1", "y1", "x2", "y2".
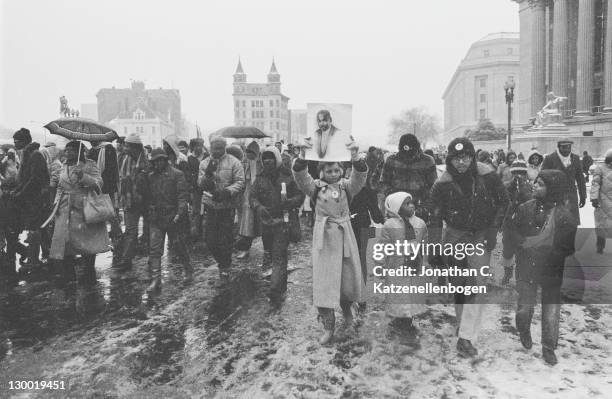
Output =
[{"x1": 83, "y1": 189, "x2": 115, "y2": 224}]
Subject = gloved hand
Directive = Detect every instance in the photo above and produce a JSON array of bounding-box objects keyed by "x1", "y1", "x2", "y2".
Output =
[
  {"x1": 591, "y1": 199, "x2": 600, "y2": 208},
  {"x1": 293, "y1": 157, "x2": 308, "y2": 172},
  {"x1": 213, "y1": 188, "x2": 231, "y2": 202},
  {"x1": 579, "y1": 197, "x2": 586, "y2": 208}
]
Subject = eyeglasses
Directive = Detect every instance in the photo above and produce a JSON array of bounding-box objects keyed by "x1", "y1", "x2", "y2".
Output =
[{"x1": 451, "y1": 154, "x2": 472, "y2": 163}]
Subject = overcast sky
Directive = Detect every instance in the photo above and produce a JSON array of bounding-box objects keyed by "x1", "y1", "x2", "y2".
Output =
[{"x1": 0, "y1": 0, "x2": 519, "y2": 146}]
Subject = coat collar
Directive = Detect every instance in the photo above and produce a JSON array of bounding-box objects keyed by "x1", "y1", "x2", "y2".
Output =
[{"x1": 437, "y1": 161, "x2": 494, "y2": 183}]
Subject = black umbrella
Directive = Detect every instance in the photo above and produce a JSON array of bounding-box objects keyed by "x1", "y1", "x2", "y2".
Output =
[
  {"x1": 44, "y1": 117, "x2": 119, "y2": 142},
  {"x1": 214, "y1": 126, "x2": 270, "y2": 139}
]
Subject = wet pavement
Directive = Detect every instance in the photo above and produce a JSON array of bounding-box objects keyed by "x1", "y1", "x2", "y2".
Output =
[{"x1": 1, "y1": 207, "x2": 612, "y2": 398}]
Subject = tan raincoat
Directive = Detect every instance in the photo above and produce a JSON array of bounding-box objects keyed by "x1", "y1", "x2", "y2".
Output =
[{"x1": 293, "y1": 164, "x2": 367, "y2": 308}]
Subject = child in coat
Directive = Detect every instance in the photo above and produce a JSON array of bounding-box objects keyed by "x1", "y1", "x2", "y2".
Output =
[
  {"x1": 376, "y1": 192, "x2": 427, "y2": 334},
  {"x1": 293, "y1": 146, "x2": 367, "y2": 345}
]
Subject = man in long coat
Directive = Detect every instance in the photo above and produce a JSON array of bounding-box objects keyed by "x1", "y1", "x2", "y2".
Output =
[{"x1": 541, "y1": 140, "x2": 586, "y2": 224}]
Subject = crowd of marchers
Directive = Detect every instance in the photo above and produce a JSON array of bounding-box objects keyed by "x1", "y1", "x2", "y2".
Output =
[{"x1": 1, "y1": 117, "x2": 612, "y2": 367}]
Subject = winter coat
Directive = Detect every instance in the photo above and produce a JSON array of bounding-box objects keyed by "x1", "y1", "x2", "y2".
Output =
[
  {"x1": 380, "y1": 150, "x2": 437, "y2": 206},
  {"x1": 50, "y1": 160, "x2": 110, "y2": 259},
  {"x1": 198, "y1": 152, "x2": 245, "y2": 209},
  {"x1": 350, "y1": 185, "x2": 384, "y2": 230},
  {"x1": 293, "y1": 159, "x2": 368, "y2": 308},
  {"x1": 250, "y1": 166, "x2": 304, "y2": 228},
  {"x1": 541, "y1": 151, "x2": 586, "y2": 224},
  {"x1": 119, "y1": 151, "x2": 149, "y2": 210},
  {"x1": 582, "y1": 154, "x2": 594, "y2": 173},
  {"x1": 142, "y1": 164, "x2": 189, "y2": 230},
  {"x1": 14, "y1": 143, "x2": 50, "y2": 230},
  {"x1": 503, "y1": 199, "x2": 577, "y2": 286},
  {"x1": 590, "y1": 162, "x2": 612, "y2": 237},
  {"x1": 526, "y1": 149, "x2": 543, "y2": 182},
  {"x1": 497, "y1": 163, "x2": 514, "y2": 185},
  {"x1": 430, "y1": 162, "x2": 508, "y2": 235},
  {"x1": 376, "y1": 197, "x2": 427, "y2": 318},
  {"x1": 88, "y1": 144, "x2": 119, "y2": 195},
  {"x1": 239, "y1": 142, "x2": 262, "y2": 237}
]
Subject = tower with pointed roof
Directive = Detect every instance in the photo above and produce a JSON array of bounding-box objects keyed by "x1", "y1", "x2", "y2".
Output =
[{"x1": 232, "y1": 57, "x2": 290, "y2": 142}]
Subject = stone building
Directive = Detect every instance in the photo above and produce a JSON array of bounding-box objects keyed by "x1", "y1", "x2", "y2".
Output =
[
  {"x1": 289, "y1": 109, "x2": 307, "y2": 144},
  {"x1": 233, "y1": 58, "x2": 290, "y2": 142},
  {"x1": 513, "y1": 0, "x2": 612, "y2": 156},
  {"x1": 106, "y1": 102, "x2": 174, "y2": 148},
  {"x1": 96, "y1": 81, "x2": 182, "y2": 136},
  {"x1": 442, "y1": 32, "x2": 520, "y2": 140}
]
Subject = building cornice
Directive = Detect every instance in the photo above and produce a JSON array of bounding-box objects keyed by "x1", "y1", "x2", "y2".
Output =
[{"x1": 442, "y1": 59, "x2": 520, "y2": 99}]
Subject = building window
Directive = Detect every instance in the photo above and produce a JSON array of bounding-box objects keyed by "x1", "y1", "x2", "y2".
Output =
[
  {"x1": 270, "y1": 110, "x2": 274, "y2": 117},
  {"x1": 276, "y1": 110, "x2": 279, "y2": 118},
  {"x1": 270, "y1": 100, "x2": 274, "y2": 107},
  {"x1": 276, "y1": 121, "x2": 280, "y2": 129},
  {"x1": 483, "y1": 50, "x2": 489, "y2": 57},
  {"x1": 124, "y1": 127, "x2": 127, "y2": 134},
  {"x1": 270, "y1": 122, "x2": 274, "y2": 130},
  {"x1": 276, "y1": 99, "x2": 279, "y2": 107},
  {"x1": 507, "y1": 48, "x2": 513, "y2": 55},
  {"x1": 242, "y1": 101, "x2": 245, "y2": 107},
  {"x1": 479, "y1": 77, "x2": 487, "y2": 88},
  {"x1": 242, "y1": 111, "x2": 245, "y2": 118},
  {"x1": 480, "y1": 94, "x2": 486, "y2": 103},
  {"x1": 252, "y1": 111, "x2": 255, "y2": 118},
  {"x1": 479, "y1": 109, "x2": 486, "y2": 119},
  {"x1": 251, "y1": 100, "x2": 255, "y2": 107},
  {"x1": 235, "y1": 100, "x2": 239, "y2": 107},
  {"x1": 152, "y1": 126, "x2": 155, "y2": 135}
]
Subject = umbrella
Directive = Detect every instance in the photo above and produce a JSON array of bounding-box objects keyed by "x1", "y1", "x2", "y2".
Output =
[
  {"x1": 44, "y1": 117, "x2": 119, "y2": 142},
  {"x1": 214, "y1": 126, "x2": 270, "y2": 139}
]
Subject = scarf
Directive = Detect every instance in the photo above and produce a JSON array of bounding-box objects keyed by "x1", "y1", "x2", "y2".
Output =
[
  {"x1": 556, "y1": 149, "x2": 571, "y2": 168},
  {"x1": 93, "y1": 143, "x2": 106, "y2": 174}
]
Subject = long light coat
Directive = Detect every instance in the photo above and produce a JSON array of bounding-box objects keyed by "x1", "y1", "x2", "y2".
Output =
[
  {"x1": 293, "y1": 165, "x2": 367, "y2": 308},
  {"x1": 50, "y1": 160, "x2": 110, "y2": 259},
  {"x1": 590, "y1": 162, "x2": 612, "y2": 237}
]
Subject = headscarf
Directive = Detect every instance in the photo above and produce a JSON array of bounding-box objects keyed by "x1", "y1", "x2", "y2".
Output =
[
  {"x1": 385, "y1": 191, "x2": 411, "y2": 218},
  {"x1": 261, "y1": 146, "x2": 282, "y2": 169},
  {"x1": 163, "y1": 134, "x2": 189, "y2": 165},
  {"x1": 245, "y1": 141, "x2": 261, "y2": 182}
]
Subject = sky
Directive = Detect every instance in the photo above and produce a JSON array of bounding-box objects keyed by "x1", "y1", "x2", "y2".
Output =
[{"x1": 0, "y1": 0, "x2": 519, "y2": 147}]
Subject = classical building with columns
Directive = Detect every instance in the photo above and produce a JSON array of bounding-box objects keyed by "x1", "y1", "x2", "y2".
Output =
[
  {"x1": 514, "y1": 0, "x2": 612, "y2": 156},
  {"x1": 442, "y1": 32, "x2": 520, "y2": 140}
]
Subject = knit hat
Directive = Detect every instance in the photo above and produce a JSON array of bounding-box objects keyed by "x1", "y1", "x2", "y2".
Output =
[
  {"x1": 261, "y1": 146, "x2": 282, "y2": 168},
  {"x1": 385, "y1": 191, "x2": 412, "y2": 218},
  {"x1": 398, "y1": 134, "x2": 420, "y2": 153},
  {"x1": 125, "y1": 132, "x2": 142, "y2": 145},
  {"x1": 509, "y1": 160, "x2": 528, "y2": 173},
  {"x1": 477, "y1": 150, "x2": 491, "y2": 163},
  {"x1": 226, "y1": 145, "x2": 244, "y2": 161},
  {"x1": 150, "y1": 148, "x2": 168, "y2": 161},
  {"x1": 447, "y1": 137, "x2": 475, "y2": 159},
  {"x1": 209, "y1": 135, "x2": 227, "y2": 146},
  {"x1": 13, "y1": 128, "x2": 32, "y2": 144},
  {"x1": 537, "y1": 169, "x2": 568, "y2": 205}
]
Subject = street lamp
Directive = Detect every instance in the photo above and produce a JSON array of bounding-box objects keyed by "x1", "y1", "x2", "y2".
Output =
[{"x1": 504, "y1": 77, "x2": 515, "y2": 152}]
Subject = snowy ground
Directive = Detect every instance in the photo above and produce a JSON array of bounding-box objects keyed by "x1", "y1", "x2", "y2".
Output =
[{"x1": 0, "y1": 198, "x2": 611, "y2": 398}]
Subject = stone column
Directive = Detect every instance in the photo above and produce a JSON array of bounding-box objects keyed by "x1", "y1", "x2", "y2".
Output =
[
  {"x1": 604, "y1": 0, "x2": 612, "y2": 111},
  {"x1": 552, "y1": 0, "x2": 569, "y2": 98},
  {"x1": 531, "y1": 3, "x2": 547, "y2": 117},
  {"x1": 575, "y1": 0, "x2": 596, "y2": 115}
]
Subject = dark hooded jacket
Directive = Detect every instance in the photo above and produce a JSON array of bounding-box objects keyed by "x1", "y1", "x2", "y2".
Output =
[
  {"x1": 250, "y1": 147, "x2": 304, "y2": 227},
  {"x1": 503, "y1": 170, "x2": 577, "y2": 285},
  {"x1": 430, "y1": 152, "x2": 508, "y2": 238},
  {"x1": 14, "y1": 142, "x2": 50, "y2": 229}
]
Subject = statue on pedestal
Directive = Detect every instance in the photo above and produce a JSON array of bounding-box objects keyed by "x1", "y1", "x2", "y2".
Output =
[
  {"x1": 536, "y1": 92, "x2": 567, "y2": 127},
  {"x1": 59, "y1": 96, "x2": 69, "y2": 117}
]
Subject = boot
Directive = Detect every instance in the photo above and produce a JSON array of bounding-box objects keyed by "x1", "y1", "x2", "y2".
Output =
[
  {"x1": 502, "y1": 267, "x2": 513, "y2": 285},
  {"x1": 318, "y1": 309, "x2": 335, "y2": 345},
  {"x1": 542, "y1": 347, "x2": 558, "y2": 365},
  {"x1": 147, "y1": 257, "x2": 162, "y2": 294},
  {"x1": 262, "y1": 251, "x2": 272, "y2": 270},
  {"x1": 456, "y1": 338, "x2": 478, "y2": 357},
  {"x1": 340, "y1": 301, "x2": 354, "y2": 329},
  {"x1": 519, "y1": 329, "x2": 533, "y2": 350}
]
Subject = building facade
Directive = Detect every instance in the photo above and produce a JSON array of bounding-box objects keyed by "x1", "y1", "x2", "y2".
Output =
[
  {"x1": 289, "y1": 109, "x2": 307, "y2": 144},
  {"x1": 233, "y1": 59, "x2": 290, "y2": 142},
  {"x1": 106, "y1": 102, "x2": 174, "y2": 148},
  {"x1": 515, "y1": 0, "x2": 612, "y2": 130},
  {"x1": 96, "y1": 81, "x2": 182, "y2": 136},
  {"x1": 442, "y1": 32, "x2": 520, "y2": 140}
]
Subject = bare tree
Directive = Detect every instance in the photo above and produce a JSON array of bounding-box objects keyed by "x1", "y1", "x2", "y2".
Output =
[{"x1": 388, "y1": 106, "x2": 441, "y2": 146}]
